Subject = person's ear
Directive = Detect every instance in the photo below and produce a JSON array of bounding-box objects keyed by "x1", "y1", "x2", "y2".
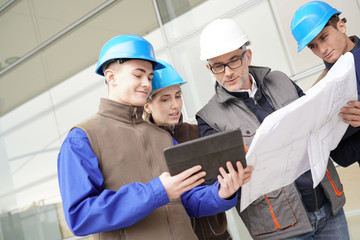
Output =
[
  {"x1": 104, "y1": 69, "x2": 116, "y2": 86},
  {"x1": 246, "y1": 49, "x2": 252, "y2": 66},
  {"x1": 206, "y1": 63, "x2": 211, "y2": 72},
  {"x1": 144, "y1": 103, "x2": 152, "y2": 114},
  {"x1": 337, "y1": 20, "x2": 347, "y2": 34}
]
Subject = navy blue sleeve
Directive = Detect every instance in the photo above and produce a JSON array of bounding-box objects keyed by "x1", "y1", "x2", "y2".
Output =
[
  {"x1": 331, "y1": 130, "x2": 360, "y2": 167},
  {"x1": 291, "y1": 80, "x2": 305, "y2": 97},
  {"x1": 342, "y1": 125, "x2": 360, "y2": 140},
  {"x1": 57, "y1": 128, "x2": 170, "y2": 236},
  {"x1": 196, "y1": 116, "x2": 219, "y2": 137},
  {"x1": 352, "y1": 47, "x2": 360, "y2": 95}
]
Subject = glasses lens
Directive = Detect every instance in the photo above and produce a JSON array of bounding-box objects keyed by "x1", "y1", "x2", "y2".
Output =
[
  {"x1": 212, "y1": 65, "x2": 224, "y2": 74},
  {"x1": 210, "y1": 50, "x2": 246, "y2": 74},
  {"x1": 228, "y1": 58, "x2": 242, "y2": 69},
  {"x1": 228, "y1": 51, "x2": 246, "y2": 70}
]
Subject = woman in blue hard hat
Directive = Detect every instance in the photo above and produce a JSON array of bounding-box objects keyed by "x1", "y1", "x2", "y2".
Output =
[
  {"x1": 144, "y1": 60, "x2": 253, "y2": 240},
  {"x1": 57, "y1": 34, "x2": 249, "y2": 240},
  {"x1": 291, "y1": 1, "x2": 360, "y2": 168},
  {"x1": 144, "y1": 60, "x2": 190, "y2": 137}
]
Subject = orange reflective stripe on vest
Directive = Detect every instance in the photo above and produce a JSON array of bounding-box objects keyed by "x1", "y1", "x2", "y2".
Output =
[
  {"x1": 243, "y1": 142, "x2": 248, "y2": 153},
  {"x1": 264, "y1": 194, "x2": 281, "y2": 229},
  {"x1": 326, "y1": 169, "x2": 344, "y2": 197}
]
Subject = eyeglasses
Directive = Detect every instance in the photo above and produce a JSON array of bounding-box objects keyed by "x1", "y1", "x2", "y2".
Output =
[{"x1": 209, "y1": 50, "x2": 247, "y2": 74}]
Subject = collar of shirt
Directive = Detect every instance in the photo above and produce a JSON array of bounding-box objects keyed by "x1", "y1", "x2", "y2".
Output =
[{"x1": 233, "y1": 74, "x2": 258, "y2": 98}]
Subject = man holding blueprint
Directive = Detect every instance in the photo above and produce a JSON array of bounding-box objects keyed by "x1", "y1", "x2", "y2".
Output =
[
  {"x1": 291, "y1": 1, "x2": 360, "y2": 168},
  {"x1": 196, "y1": 18, "x2": 350, "y2": 239}
]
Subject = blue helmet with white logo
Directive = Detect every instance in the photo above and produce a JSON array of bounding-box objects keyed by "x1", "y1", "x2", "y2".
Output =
[
  {"x1": 95, "y1": 34, "x2": 165, "y2": 76},
  {"x1": 291, "y1": 1, "x2": 340, "y2": 52}
]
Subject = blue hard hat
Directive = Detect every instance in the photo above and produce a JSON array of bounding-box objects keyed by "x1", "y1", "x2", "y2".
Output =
[
  {"x1": 151, "y1": 60, "x2": 187, "y2": 92},
  {"x1": 291, "y1": 1, "x2": 340, "y2": 52},
  {"x1": 95, "y1": 34, "x2": 165, "y2": 76}
]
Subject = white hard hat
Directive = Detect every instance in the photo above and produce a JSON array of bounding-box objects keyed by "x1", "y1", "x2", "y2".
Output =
[{"x1": 199, "y1": 19, "x2": 249, "y2": 60}]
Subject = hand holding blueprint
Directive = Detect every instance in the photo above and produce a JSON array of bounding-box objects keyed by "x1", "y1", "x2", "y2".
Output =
[{"x1": 240, "y1": 52, "x2": 357, "y2": 212}]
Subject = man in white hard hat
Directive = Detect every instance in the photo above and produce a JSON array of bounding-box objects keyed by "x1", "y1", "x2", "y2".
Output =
[
  {"x1": 291, "y1": 1, "x2": 360, "y2": 168},
  {"x1": 196, "y1": 18, "x2": 349, "y2": 240}
]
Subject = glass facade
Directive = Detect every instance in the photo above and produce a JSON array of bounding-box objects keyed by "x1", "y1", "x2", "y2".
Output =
[{"x1": 0, "y1": 0, "x2": 359, "y2": 239}]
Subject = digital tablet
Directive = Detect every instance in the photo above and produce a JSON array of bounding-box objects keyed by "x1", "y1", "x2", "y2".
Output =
[{"x1": 163, "y1": 129, "x2": 246, "y2": 180}]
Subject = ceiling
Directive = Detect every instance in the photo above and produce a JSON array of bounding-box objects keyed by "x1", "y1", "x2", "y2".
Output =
[{"x1": 0, "y1": 0, "x2": 160, "y2": 117}]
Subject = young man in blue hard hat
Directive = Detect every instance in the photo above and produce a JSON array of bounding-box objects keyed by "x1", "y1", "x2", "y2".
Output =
[
  {"x1": 57, "y1": 34, "x2": 251, "y2": 240},
  {"x1": 291, "y1": 1, "x2": 360, "y2": 168},
  {"x1": 196, "y1": 18, "x2": 349, "y2": 240}
]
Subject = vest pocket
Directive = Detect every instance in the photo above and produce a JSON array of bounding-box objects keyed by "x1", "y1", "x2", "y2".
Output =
[
  {"x1": 242, "y1": 131, "x2": 255, "y2": 150},
  {"x1": 246, "y1": 188, "x2": 297, "y2": 236}
]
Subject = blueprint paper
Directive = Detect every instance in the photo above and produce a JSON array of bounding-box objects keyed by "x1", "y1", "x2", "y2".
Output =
[{"x1": 240, "y1": 53, "x2": 357, "y2": 212}]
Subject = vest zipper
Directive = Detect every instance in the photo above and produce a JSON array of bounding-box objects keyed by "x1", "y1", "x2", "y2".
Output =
[
  {"x1": 303, "y1": 174, "x2": 319, "y2": 212},
  {"x1": 130, "y1": 107, "x2": 153, "y2": 171},
  {"x1": 132, "y1": 107, "x2": 138, "y2": 119},
  {"x1": 131, "y1": 111, "x2": 176, "y2": 239},
  {"x1": 120, "y1": 228, "x2": 125, "y2": 239},
  {"x1": 313, "y1": 188, "x2": 319, "y2": 211},
  {"x1": 134, "y1": 126, "x2": 155, "y2": 177},
  {"x1": 165, "y1": 205, "x2": 176, "y2": 240},
  {"x1": 131, "y1": 107, "x2": 155, "y2": 192}
]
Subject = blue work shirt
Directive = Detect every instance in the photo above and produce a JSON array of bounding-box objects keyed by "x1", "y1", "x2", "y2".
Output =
[
  {"x1": 57, "y1": 128, "x2": 237, "y2": 236},
  {"x1": 353, "y1": 47, "x2": 360, "y2": 97}
]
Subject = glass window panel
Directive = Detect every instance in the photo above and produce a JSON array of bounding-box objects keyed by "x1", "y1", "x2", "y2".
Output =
[
  {"x1": 0, "y1": 0, "x2": 160, "y2": 117},
  {"x1": 48, "y1": 63, "x2": 106, "y2": 136},
  {"x1": 0, "y1": 88, "x2": 53, "y2": 133},
  {"x1": 145, "y1": 28, "x2": 165, "y2": 52},
  {"x1": 53, "y1": 81, "x2": 105, "y2": 137},
  {"x1": 0, "y1": 0, "x2": 9, "y2": 5},
  {"x1": 0, "y1": 93, "x2": 61, "y2": 213},
  {"x1": 48, "y1": 63, "x2": 103, "y2": 106},
  {"x1": 0, "y1": 55, "x2": 49, "y2": 117},
  {"x1": 0, "y1": 136, "x2": 17, "y2": 213},
  {"x1": 10, "y1": 152, "x2": 58, "y2": 190},
  {"x1": 155, "y1": 0, "x2": 206, "y2": 24},
  {"x1": 231, "y1": 1, "x2": 292, "y2": 76},
  {"x1": 0, "y1": 0, "x2": 107, "y2": 70},
  {"x1": 161, "y1": 0, "x2": 254, "y2": 42},
  {"x1": 4, "y1": 109, "x2": 59, "y2": 161},
  {"x1": 0, "y1": 180, "x2": 63, "y2": 240}
]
